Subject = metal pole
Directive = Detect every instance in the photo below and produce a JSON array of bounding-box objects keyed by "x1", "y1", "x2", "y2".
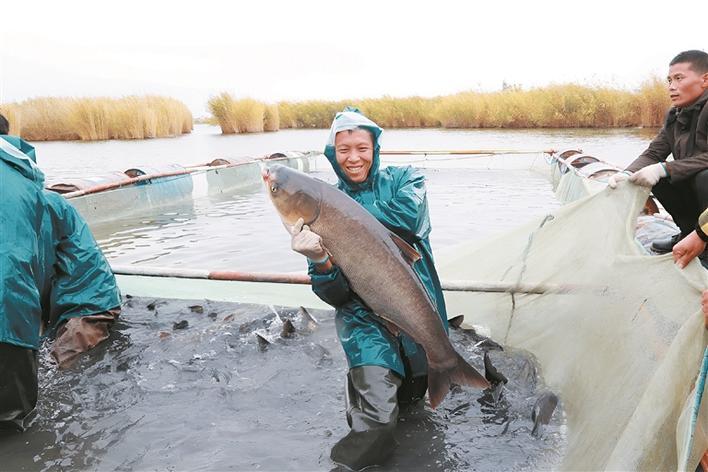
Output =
[
  {"x1": 111, "y1": 265, "x2": 593, "y2": 294},
  {"x1": 380, "y1": 149, "x2": 555, "y2": 156}
]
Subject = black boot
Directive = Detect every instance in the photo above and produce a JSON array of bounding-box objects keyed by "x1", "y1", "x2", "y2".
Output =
[
  {"x1": 332, "y1": 366, "x2": 401, "y2": 471},
  {"x1": 651, "y1": 232, "x2": 682, "y2": 254}
]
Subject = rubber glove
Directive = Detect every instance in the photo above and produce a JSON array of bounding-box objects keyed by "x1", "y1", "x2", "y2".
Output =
[
  {"x1": 290, "y1": 218, "x2": 328, "y2": 262},
  {"x1": 673, "y1": 231, "x2": 706, "y2": 269},
  {"x1": 629, "y1": 163, "x2": 668, "y2": 187},
  {"x1": 607, "y1": 171, "x2": 631, "y2": 189},
  {"x1": 51, "y1": 310, "x2": 119, "y2": 368}
]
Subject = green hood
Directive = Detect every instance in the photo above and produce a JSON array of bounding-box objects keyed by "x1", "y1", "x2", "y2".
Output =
[
  {"x1": 0, "y1": 135, "x2": 43, "y2": 184},
  {"x1": 323, "y1": 107, "x2": 383, "y2": 191}
]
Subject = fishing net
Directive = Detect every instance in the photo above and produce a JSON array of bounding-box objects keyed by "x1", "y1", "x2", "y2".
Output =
[{"x1": 437, "y1": 158, "x2": 708, "y2": 471}]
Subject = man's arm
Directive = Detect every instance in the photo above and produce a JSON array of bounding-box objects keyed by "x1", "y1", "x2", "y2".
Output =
[
  {"x1": 673, "y1": 208, "x2": 708, "y2": 268},
  {"x1": 289, "y1": 217, "x2": 352, "y2": 307},
  {"x1": 308, "y1": 262, "x2": 352, "y2": 307},
  {"x1": 44, "y1": 192, "x2": 121, "y2": 367},
  {"x1": 665, "y1": 151, "x2": 708, "y2": 182}
]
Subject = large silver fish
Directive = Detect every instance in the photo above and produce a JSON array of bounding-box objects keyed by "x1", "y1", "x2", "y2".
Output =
[{"x1": 262, "y1": 164, "x2": 489, "y2": 408}]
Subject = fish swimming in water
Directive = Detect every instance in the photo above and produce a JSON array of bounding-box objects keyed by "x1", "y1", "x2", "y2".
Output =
[
  {"x1": 531, "y1": 391, "x2": 559, "y2": 437},
  {"x1": 262, "y1": 164, "x2": 489, "y2": 408}
]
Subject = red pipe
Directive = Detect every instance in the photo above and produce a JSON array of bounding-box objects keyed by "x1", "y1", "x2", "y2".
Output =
[{"x1": 208, "y1": 271, "x2": 311, "y2": 284}]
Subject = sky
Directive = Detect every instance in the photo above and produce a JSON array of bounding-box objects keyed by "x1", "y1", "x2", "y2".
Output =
[{"x1": 1, "y1": 0, "x2": 706, "y2": 116}]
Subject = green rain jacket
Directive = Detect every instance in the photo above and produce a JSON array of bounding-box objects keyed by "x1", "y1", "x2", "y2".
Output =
[
  {"x1": 43, "y1": 191, "x2": 121, "y2": 330},
  {"x1": 0, "y1": 136, "x2": 121, "y2": 349},
  {"x1": 309, "y1": 109, "x2": 448, "y2": 378},
  {"x1": 0, "y1": 136, "x2": 50, "y2": 349}
]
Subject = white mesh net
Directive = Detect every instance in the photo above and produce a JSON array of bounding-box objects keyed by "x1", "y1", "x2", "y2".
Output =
[{"x1": 437, "y1": 157, "x2": 708, "y2": 470}]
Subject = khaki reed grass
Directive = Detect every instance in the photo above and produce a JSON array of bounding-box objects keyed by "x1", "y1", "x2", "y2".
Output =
[
  {"x1": 208, "y1": 93, "x2": 278, "y2": 133},
  {"x1": 271, "y1": 81, "x2": 671, "y2": 131},
  {"x1": 1, "y1": 96, "x2": 193, "y2": 141},
  {"x1": 203, "y1": 79, "x2": 666, "y2": 134}
]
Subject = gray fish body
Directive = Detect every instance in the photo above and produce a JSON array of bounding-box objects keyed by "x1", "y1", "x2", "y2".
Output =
[
  {"x1": 310, "y1": 183, "x2": 454, "y2": 368},
  {"x1": 264, "y1": 165, "x2": 489, "y2": 407}
]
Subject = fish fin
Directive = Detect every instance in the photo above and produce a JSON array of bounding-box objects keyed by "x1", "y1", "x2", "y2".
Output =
[
  {"x1": 484, "y1": 352, "x2": 508, "y2": 385},
  {"x1": 428, "y1": 351, "x2": 490, "y2": 409},
  {"x1": 448, "y1": 314, "x2": 465, "y2": 329},
  {"x1": 255, "y1": 333, "x2": 271, "y2": 351},
  {"x1": 298, "y1": 306, "x2": 319, "y2": 325},
  {"x1": 389, "y1": 232, "x2": 421, "y2": 264},
  {"x1": 281, "y1": 319, "x2": 296, "y2": 338},
  {"x1": 531, "y1": 391, "x2": 559, "y2": 437}
]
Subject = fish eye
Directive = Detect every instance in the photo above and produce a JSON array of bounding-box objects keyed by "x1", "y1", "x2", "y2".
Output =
[{"x1": 271, "y1": 185, "x2": 278, "y2": 193}]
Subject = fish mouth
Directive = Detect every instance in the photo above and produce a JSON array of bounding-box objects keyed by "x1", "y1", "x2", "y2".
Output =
[{"x1": 262, "y1": 167, "x2": 271, "y2": 182}]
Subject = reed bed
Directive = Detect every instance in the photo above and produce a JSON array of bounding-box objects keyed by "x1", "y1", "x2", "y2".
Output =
[
  {"x1": 208, "y1": 93, "x2": 278, "y2": 133},
  {"x1": 0, "y1": 96, "x2": 192, "y2": 141},
  {"x1": 271, "y1": 81, "x2": 670, "y2": 131}
]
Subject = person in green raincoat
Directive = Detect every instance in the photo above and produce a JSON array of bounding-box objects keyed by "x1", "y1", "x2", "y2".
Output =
[
  {"x1": 289, "y1": 108, "x2": 449, "y2": 470},
  {"x1": 0, "y1": 114, "x2": 121, "y2": 432}
]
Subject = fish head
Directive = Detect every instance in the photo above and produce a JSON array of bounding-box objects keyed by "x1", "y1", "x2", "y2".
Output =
[{"x1": 262, "y1": 164, "x2": 322, "y2": 227}]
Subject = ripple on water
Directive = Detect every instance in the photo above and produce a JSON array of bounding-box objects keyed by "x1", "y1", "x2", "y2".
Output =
[{"x1": 1, "y1": 297, "x2": 565, "y2": 471}]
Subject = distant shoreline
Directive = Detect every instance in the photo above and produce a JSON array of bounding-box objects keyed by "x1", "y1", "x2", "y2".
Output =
[{"x1": 1, "y1": 79, "x2": 670, "y2": 142}]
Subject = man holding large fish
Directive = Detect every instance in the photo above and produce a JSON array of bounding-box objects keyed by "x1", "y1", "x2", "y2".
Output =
[{"x1": 263, "y1": 108, "x2": 488, "y2": 470}]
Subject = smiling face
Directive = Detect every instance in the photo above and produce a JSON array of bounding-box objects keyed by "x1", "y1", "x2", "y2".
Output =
[
  {"x1": 667, "y1": 62, "x2": 708, "y2": 108},
  {"x1": 334, "y1": 129, "x2": 374, "y2": 184}
]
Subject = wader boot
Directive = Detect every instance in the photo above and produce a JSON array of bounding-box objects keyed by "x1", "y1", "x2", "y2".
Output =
[
  {"x1": 0, "y1": 343, "x2": 38, "y2": 432},
  {"x1": 331, "y1": 366, "x2": 401, "y2": 471}
]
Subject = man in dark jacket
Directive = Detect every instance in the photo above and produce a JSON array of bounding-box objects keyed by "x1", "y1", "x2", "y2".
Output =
[{"x1": 609, "y1": 50, "x2": 708, "y2": 253}]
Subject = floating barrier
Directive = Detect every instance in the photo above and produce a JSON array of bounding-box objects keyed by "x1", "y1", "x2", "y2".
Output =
[{"x1": 56, "y1": 151, "x2": 317, "y2": 225}]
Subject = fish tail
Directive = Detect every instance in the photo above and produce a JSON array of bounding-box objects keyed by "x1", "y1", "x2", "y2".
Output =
[{"x1": 428, "y1": 352, "x2": 490, "y2": 409}]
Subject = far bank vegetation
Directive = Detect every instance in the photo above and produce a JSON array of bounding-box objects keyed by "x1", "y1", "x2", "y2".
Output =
[
  {"x1": 0, "y1": 96, "x2": 193, "y2": 141},
  {"x1": 211, "y1": 78, "x2": 670, "y2": 134}
]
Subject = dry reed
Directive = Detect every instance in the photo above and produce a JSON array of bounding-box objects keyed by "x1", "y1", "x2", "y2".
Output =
[
  {"x1": 208, "y1": 94, "x2": 268, "y2": 133},
  {"x1": 1, "y1": 96, "x2": 192, "y2": 141},
  {"x1": 271, "y1": 79, "x2": 672, "y2": 131}
]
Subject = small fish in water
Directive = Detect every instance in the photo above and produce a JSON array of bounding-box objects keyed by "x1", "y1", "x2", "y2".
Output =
[
  {"x1": 146, "y1": 300, "x2": 167, "y2": 311},
  {"x1": 303, "y1": 342, "x2": 332, "y2": 367},
  {"x1": 238, "y1": 313, "x2": 276, "y2": 334},
  {"x1": 188, "y1": 305, "x2": 204, "y2": 314},
  {"x1": 449, "y1": 318, "x2": 503, "y2": 352},
  {"x1": 531, "y1": 391, "x2": 559, "y2": 437},
  {"x1": 298, "y1": 306, "x2": 319, "y2": 332},
  {"x1": 281, "y1": 319, "x2": 296, "y2": 338},
  {"x1": 448, "y1": 314, "x2": 465, "y2": 329},
  {"x1": 255, "y1": 333, "x2": 271, "y2": 352},
  {"x1": 478, "y1": 352, "x2": 508, "y2": 407},
  {"x1": 484, "y1": 352, "x2": 508, "y2": 385},
  {"x1": 173, "y1": 320, "x2": 189, "y2": 330}
]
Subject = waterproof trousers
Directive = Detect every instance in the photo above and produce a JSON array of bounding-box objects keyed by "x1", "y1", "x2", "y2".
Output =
[
  {"x1": 0, "y1": 343, "x2": 38, "y2": 432},
  {"x1": 330, "y1": 365, "x2": 428, "y2": 471},
  {"x1": 652, "y1": 169, "x2": 708, "y2": 237}
]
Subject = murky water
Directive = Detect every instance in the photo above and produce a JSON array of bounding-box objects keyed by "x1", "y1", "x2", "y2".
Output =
[
  {"x1": 35, "y1": 125, "x2": 655, "y2": 183},
  {"x1": 3, "y1": 127, "x2": 656, "y2": 470},
  {"x1": 1, "y1": 298, "x2": 564, "y2": 471}
]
